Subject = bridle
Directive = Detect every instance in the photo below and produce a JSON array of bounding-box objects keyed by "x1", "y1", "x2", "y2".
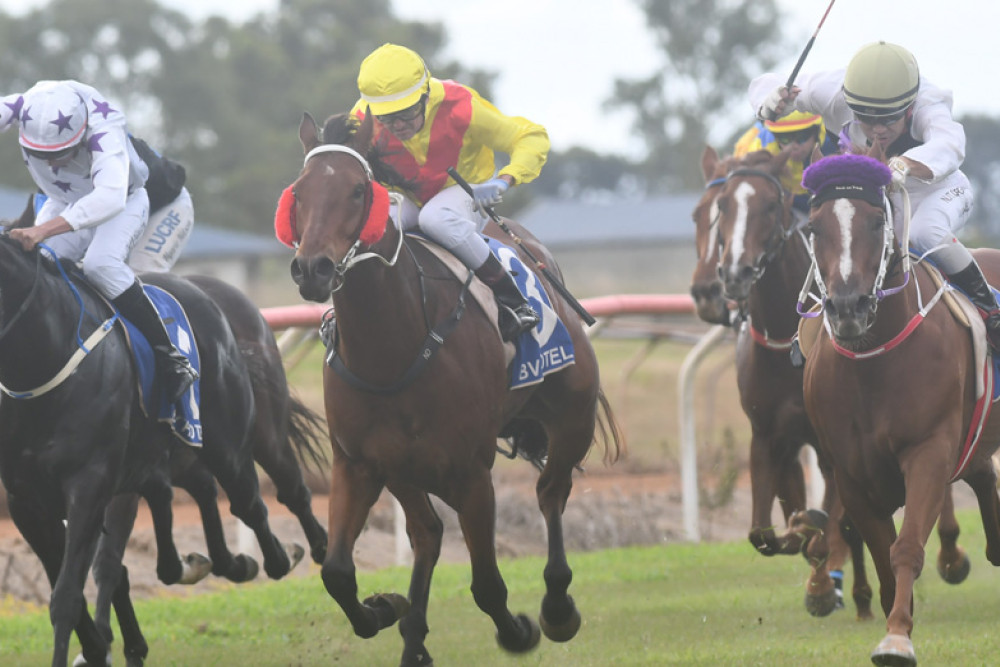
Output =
[
  {"x1": 797, "y1": 184, "x2": 911, "y2": 319},
  {"x1": 302, "y1": 144, "x2": 402, "y2": 293},
  {"x1": 715, "y1": 167, "x2": 803, "y2": 285}
]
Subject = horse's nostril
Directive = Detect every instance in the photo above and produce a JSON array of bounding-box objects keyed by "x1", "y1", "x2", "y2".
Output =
[
  {"x1": 313, "y1": 257, "x2": 336, "y2": 282},
  {"x1": 290, "y1": 259, "x2": 305, "y2": 286}
]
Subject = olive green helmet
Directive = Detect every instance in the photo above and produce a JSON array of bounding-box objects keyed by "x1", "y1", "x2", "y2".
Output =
[{"x1": 843, "y1": 41, "x2": 919, "y2": 116}]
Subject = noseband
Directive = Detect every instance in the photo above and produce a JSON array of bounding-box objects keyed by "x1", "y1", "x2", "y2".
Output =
[{"x1": 301, "y1": 144, "x2": 402, "y2": 292}]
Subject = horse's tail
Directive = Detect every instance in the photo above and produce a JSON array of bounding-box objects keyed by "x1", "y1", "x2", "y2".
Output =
[
  {"x1": 286, "y1": 391, "x2": 329, "y2": 472},
  {"x1": 594, "y1": 387, "x2": 625, "y2": 466}
]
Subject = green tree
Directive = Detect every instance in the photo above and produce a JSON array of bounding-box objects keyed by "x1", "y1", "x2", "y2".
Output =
[
  {"x1": 0, "y1": 0, "x2": 491, "y2": 233},
  {"x1": 608, "y1": 0, "x2": 788, "y2": 192}
]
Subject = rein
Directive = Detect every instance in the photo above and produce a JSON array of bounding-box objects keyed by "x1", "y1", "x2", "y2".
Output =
[{"x1": 0, "y1": 242, "x2": 119, "y2": 399}]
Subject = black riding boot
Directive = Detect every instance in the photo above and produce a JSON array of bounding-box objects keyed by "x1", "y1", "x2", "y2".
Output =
[
  {"x1": 113, "y1": 280, "x2": 199, "y2": 403},
  {"x1": 474, "y1": 254, "x2": 540, "y2": 341},
  {"x1": 947, "y1": 262, "x2": 1000, "y2": 351}
]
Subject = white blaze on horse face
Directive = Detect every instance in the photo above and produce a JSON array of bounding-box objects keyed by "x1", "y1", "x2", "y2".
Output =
[
  {"x1": 703, "y1": 198, "x2": 720, "y2": 265},
  {"x1": 728, "y1": 181, "x2": 755, "y2": 271},
  {"x1": 833, "y1": 198, "x2": 856, "y2": 282}
]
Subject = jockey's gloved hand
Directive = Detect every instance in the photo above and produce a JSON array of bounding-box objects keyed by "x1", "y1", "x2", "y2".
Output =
[
  {"x1": 888, "y1": 157, "x2": 910, "y2": 191},
  {"x1": 471, "y1": 178, "x2": 509, "y2": 208},
  {"x1": 758, "y1": 85, "x2": 797, "y2": 121}
]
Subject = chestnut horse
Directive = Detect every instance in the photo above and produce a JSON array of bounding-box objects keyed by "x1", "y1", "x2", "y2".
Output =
[
  {"x1": 690, "y1": 145, "x2": 737, "y2": 326},
  {"x1": 801, "y1": 153, "x2": 1000, "y2": 666},
  {"x1": 285, "y1": 111, "x2": 622, "y2": 665},
  {"x1": 709, "y1": 148, "x2": 873, "y2": 618}
]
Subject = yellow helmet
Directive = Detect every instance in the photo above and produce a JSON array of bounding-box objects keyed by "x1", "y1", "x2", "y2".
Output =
[
  {"x1": 357, "y1": 43, "x2": 429, "y2": 116},
  {"x1": 843, "y1": 41, "x2": 919, "y2": 115}
]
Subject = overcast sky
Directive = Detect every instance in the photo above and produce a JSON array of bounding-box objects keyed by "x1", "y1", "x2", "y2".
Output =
[{"x1": 5, "y1": 0, "x2": 999, "y2": 156}]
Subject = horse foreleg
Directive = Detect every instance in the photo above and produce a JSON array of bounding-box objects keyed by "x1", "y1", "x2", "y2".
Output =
[
  {"x1": 253, "y1": 419, "x2": 328, "y2": 565},
  {"x1": 91, "y1": 495, "x2": 139, "y2": 649},
  {"x1": 321, "y1": 456, "x2": 401, "y2": 639},
  {"x1": 56, "y1": 478, "x2": 112, "y2": 667},
  {"x1": 748, "y1": 434, "x2": 805, "y2": 555},
  {"x1": 869, "y1": 453, "x2": 949, "y2": 666},
  {"x1": 175, "y1": 462, "x2": 257, "y2": 582},
  {"x1": 386, "y1": 484, "x2": 443, "y2": 667},
  {"x1": 143, "y1": 472, "x2": 213, "y2": 585},
  {"x1": 935, "y1": 485, "x2": 970, "y2": 584},
  {"x1": 456, "y1": 467, "x2": 540, "y2": 654},
  {"x1": 217, "y1": 458, "x2": 300, "y2": 580}
]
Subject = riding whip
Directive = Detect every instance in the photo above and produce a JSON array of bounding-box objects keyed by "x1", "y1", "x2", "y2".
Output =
[
  {"x1": 446, "y1": 167, "x2": 596, "y2": 326},
  {"x1": 785, "y1": 0, "x2": 837, "y2": 89}
]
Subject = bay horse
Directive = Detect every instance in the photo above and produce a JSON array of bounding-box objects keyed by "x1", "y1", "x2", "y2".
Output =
[
  {"x1": 800, "y1": 152, "x2": 1000, "y2": 666},
  {"x1": 285, "y1": 110, "x2": 622, "y2": 665},
  {"x1": 710, "y1": 148, "x2": 873, "y2": 618},
  {"x1": 83, "y1": 274, "x2": 328, "y2": 665},
  {"x1": 0, "y1": 237, "x2": 299, "y2": 666},
  {"x1": 690, "y1": 145, "x2": 737, "y2": 326}
]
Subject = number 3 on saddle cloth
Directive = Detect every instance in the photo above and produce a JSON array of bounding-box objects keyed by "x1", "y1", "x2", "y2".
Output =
[
  {"x1": 119, "y1": 285, "x2": 203, "y2": 447},
  {"x1": 483, "y1": 238, "x2": 576, "y2": 388}
]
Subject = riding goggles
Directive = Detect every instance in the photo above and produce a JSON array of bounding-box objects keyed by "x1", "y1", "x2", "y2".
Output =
[
  {"x1": 375, "y1": 96, "x2": 426, "y2": 126},
  {"x1": 851, "y1": 104, "x2": 911, "y2": 127},
  {"x1": 775, "y1": 129, "x2": 818, "y2": 146}
]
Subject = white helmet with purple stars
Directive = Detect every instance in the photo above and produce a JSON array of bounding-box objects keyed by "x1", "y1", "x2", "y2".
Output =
[{"x1": 18, "y1": 82, "x2": 88, "y2": 153}]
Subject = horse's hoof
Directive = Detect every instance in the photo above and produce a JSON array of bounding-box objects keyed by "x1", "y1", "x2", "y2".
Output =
[
  {"x1": 805, "y1": 587, "x2": 839, "y2": 617},
  {"x1": 286, "y1": 542, "x2": 306, "y2": 571},
  {"x1": 539, "y1": 596, "x2": 582, "y2": 642},
  {"x1": 178, "y1": 552, "x2": 212, "y2": 585},
  {"x1": 803, "y1": 508, "x2": 829, "y2": 531},
  {"x1": 72, "y1": 649, "x2": 111, "y2": 666},
  {"x1": 870, "y1": 633, "x2": 916, "y2": 666},
  {"x1": 937, "y1": 550, "x2": 971, "y2": 585},
  {"x1": 363, "y1": 593, "x2": 410, "y2": 630},
  {"x1": 497, "y1": 613, "x2": 541, "y2": 653}
]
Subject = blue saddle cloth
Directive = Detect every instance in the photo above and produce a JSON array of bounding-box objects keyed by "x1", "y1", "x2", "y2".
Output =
[
  {"x1": 119, "y1": 285, "x2": 203, "y2": 447},
  {"x1": 484, "y1": 238, "x2": 575, "y2": 388}
]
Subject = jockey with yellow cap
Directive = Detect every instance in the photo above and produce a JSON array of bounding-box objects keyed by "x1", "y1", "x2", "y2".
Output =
[
  {"x1": 749, "y1": 41, "x2": 1000, "y2": 351},
  {"x1": 732, "y1": 111, "x2": 840, "y2": 215},
  {"x1": 352, "y1": 43, "x2": 549, "y2": 341}
]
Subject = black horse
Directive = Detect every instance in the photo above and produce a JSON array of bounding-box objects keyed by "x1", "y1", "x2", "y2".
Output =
[
  {"x1": 82, "y1": 274, "x2": 328, "y2": 666},
  {"x1": 0, "y1": 235, "x2": 298, "y2": 666}
]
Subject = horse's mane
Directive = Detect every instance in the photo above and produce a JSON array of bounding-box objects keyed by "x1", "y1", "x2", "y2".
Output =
[
  {"x1": 320, "y1": 113, "x2": 417, "y2": 195},
  {"x1": 802, "y1": 154, "x2": 891, "y2": 194}
]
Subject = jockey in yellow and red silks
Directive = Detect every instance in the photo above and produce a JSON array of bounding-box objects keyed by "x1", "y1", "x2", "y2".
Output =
[
  {"x1": 732, "y1": 111, "x2": 840, "y2": 215},
  {"x1": 350, "y1": 43, "x2": 549, "y2": 341}
]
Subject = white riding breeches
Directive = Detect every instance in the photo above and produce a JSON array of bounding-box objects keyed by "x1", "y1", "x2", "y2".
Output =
[
  {"x1": 128, "y1": 187, "x2": 194, "y2": 272},
  {"x1": 891, "y1": 169, "x2": 974, "y2": 272},
  {"x1": 38, "y1": 188, "x2": 149, "y2": 299},
  {"x1": 393, "y1": 185, "x2": 492, "y2": 270}
]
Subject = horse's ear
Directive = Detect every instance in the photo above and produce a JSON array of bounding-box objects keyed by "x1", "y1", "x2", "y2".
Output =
[
  {"x1": 701, "y1": 145, "x2": 719, "y2": 182},
  {"x1": 866, "y1": 138, "x2": 887, "y2": 163},
  {"x1": 354, "y1": 108, "x2": 375, "y2": 152},
  {"x1": 770, "y1": 146, "x2": 793, "y2": 177},
  {"x1": 299, "y1": 112, "x2": 320, "y2": 153}
]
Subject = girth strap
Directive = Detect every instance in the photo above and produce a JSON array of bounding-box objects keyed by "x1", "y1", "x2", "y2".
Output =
[{"x1": 323, "y1": 272, "x2": 474, "y2": 395}]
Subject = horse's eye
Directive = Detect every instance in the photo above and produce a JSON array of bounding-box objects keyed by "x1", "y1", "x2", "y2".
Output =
[{"x1": 353, "y1": 184, "x2": 365, "y2": 200}]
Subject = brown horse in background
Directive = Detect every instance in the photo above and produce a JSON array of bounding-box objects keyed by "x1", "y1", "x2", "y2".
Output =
[
  {"x1": 690, "y1": 145, "x2": 737, "y2": 326},
  {"x1": 710, "y1": 148, "x2": 872, "y2": 618},
  {"x1": 285, "y1": 111, "x2": 622, "y2": 665},
  {"x1": 801, "y1": 152, "x2": 998, "y2": 666}
]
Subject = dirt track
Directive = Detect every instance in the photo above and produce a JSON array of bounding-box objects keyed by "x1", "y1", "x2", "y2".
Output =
[{"x1": 0, "y1": 468, "x2": 755, "y2": 606}]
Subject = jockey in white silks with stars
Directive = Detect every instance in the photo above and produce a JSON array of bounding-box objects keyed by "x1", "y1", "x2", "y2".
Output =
[{"x1": 0, "y1": 79, "x2": 197, "y2": 403}]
